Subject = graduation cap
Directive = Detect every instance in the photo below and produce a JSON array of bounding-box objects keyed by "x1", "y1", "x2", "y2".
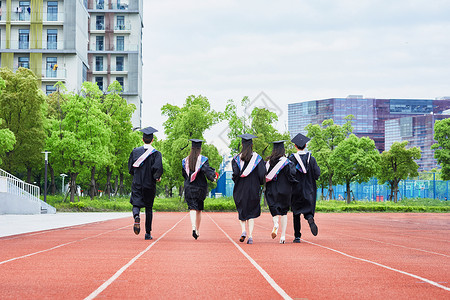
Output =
[
  {"x1": 238, "y1": 133, "x2": 257, "y2": 146},
  {"x1": 139, "y1": 126, "x2": 158, "y2": 139},
  {"x1": 271, "y1": 140, "x2": 286, "y2": 151},
  {"x1": 189, "y1": 139, "x2": 204, "y2": 148},
  {"x1": 291, "y1": 133, "x2": 310, "y2": 148}
]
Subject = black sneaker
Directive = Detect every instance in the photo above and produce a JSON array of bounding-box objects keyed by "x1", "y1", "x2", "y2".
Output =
[
  {"x1": 145, "y1": 233, "x2": 152, "y2": 240},
  {"x1": 293, "y1": 237, "x2": 301, "y2": 243},
  {"x1": 192, "y1": 230, "x2": 198, "y2": 240},
  {"x1": 133, "y1": 217, "x2": 140, "y2": 235},
  {"x1": 308, "y1": 217, "x2": 318, "y2": 236}
]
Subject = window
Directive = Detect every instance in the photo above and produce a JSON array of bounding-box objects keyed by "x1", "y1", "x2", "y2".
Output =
[
  {"x1": 116, "y1": 56, "x2": 124, "y2": 71},
  {"x1": 47, "y1": 1, "x2": 58, "y2": 21},
  {"x1": 19, "y1": 1, "x2": 30, "y2": 21},
  {"x1": 47, "y1": 29, "x2": 57, "y2": 49},
  {"x1": 46, "y1": 85, "x2": 56, "y2": 95},
  {"x1": 96, "y1": 15, "x2": 104, "y2": 30},
  {"x1": 95, "y1": 77, "x2": 103, "y2": 91},
  {"x1": 19, "y1": 29, "x2": 29, "y2": 49},
  {"x1": 95, "y1": 56, "x2": 103, "y2": 71},
  {"x1": 116, "y1": 16, "x2": 125, "y2": 30},
  {"x1": 116, "y1": 36, "x2": 124, "y2": 51},
  {"x1": 46, "y1": 57, "x2": 57, "y2": 78},
  {"x1": 96, "y1": 0, "x2": 104, "y2": 10},
  {"x1": 96, "y1": 36, "x2": 104, "y2": 51},
  {"x1": 0, "y1": 1, "x2": 2, "y2": 21},
  {"x1": 116, "y1": 77, "x2": 124, "y2": 90},
  {"x1": 18, "y1": 57, "x2": 29, "y2": 68}
]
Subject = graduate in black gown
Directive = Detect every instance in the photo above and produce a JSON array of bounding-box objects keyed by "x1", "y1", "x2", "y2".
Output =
[
  {"x1": 289, "y1": 133, "x2": 320, "y2": 243},
  {"x1": 232, "y1": 134, "x2": 265, "y2": 244},
  {"x1": 182, "y1": 139, "x2": 217, "y2": 240},
  {"x1": 128, "y1": 127, "x2": 163, "y2": 240},
  {"x1": 264, "y1": 141, "x2": 298, "y2": 244}
]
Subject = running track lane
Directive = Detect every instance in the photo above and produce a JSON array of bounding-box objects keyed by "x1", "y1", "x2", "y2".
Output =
[{"x1": 0, "y1": 213, "x2": 448, "y2": 299}]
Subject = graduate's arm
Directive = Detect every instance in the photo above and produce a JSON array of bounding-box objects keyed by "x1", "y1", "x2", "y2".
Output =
[
  {"x1": 152, "y1": 151, "x2": 163, "y2": 181},
  {"x1": 128, "y1": 151, "x2": 134, "y2": 175},
  {"x1": 181, "y1": 161, "x2": 188, "y2": 180},
  {"x1": 231, "y1": 160, "x2": 240, "y2": 182},
  {"x1": 202, "y1": 160, "x2": 217, "y2": 182},
  {"x1": 257, "y1": 160, "x2": 266, "y2": 185},
  {"x1": 287, "y1": 161, "x2": 299, "y2": 184},
  {"x1": 311, "y1": 156, "x2": 320, "y2": 180}
]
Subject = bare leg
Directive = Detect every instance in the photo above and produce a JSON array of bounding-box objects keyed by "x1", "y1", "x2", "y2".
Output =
[
  {"x1": 248, "y1": 219, "x2": 255, "y2": 238},
  {"x1": 196, "y1": 210, "x2": 202, "y2": 235}
]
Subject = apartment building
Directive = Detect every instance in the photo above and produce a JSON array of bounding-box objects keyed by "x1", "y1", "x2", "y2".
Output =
[{"x1": 0, "y1": 0, "x2": 142, "y2": 127}]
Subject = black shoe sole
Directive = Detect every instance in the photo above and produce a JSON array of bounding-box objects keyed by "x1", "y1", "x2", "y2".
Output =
[
  {"x1": 192, "y1": 230, "x2": 198, "y2": 240},
  {"x1": 308, "y1": 218, "x2": 318, "y2": 236},
  {"x1": 133, "y1": 217, "x2": 140, "y2": 235}
]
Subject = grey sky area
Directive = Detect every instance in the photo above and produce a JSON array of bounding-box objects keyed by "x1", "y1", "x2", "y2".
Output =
[{"x1": 141, "y1": 0, "x2": 450, "y2": 152}]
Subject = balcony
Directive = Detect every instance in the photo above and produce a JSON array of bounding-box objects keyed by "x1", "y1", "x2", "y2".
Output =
[
  {"x1": 91, "y1": 1, "x2": 129, "y2": 10},
  {"x1": 42, "y1": 69, "x2": 67, "y2": 81},
  {"x1": 89, "y1": 43, "x2": 139, "y2": 52},
  {"x1": 0, "y1": 40, "x2": 64, "y2": 51},
  {"x1": 114, "y1": 24, "x2": 131, "y2": 32}
]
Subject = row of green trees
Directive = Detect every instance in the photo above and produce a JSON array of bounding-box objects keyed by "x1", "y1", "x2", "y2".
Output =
[{"x1": 1, "y1": 67, "x2": 449, "y2": 203}]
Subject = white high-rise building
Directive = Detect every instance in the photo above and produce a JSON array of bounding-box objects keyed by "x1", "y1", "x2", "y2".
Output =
[{"x1": 0, "y1": 0, "x2": 143, "y2": 127}]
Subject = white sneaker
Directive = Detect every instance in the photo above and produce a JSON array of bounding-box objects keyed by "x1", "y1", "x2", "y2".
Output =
[{"x1": 280, "y1": 237, "x2": 285, "y2": 244}]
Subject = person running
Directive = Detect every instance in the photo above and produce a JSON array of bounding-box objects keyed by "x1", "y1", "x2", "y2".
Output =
[
  {"x1": 289, "y1": 133, "x2": 321, "y2": 243},
  {"x1": 265, "y1": 140, "x2": 298, "y2": 244},
  {"x1": 232, "y1": 134, "x2": 265, "y2": 244},
  {"x1": 182, "y1": 139, "x2": 217, "y2": 240},
  {"x1": 128, "y1": 126, "x2": 163, "y2": 240}
]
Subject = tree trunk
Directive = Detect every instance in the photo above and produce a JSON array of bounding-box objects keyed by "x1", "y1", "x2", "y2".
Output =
[
  {"x1": 105, "y1": 167, "x2": 113, "y2": 198},
  {"x1": 49, "y1": 163, "x2": 56, "y2": 195},
  {"x1": 119, "y1": 173, "x2": 126, "y2": 196},
  {"x1": 346, "y1": 180, "x2": 351, "y2": 204},
  {"x1": 328, "y1": 174, "x2": 334, "y2": 200},
  {"x1": 113, "y1": 175, "x2": 119, "y2": 196},
  {"x1": 393, "y1": 180, "x2": 399, "y2": 203},
  {"x1": 69, "y1": 172, "x2": 79, "y2": 202},
  {"x1": 27, "y1": 167, "x2": 32, "y2": 183},
  {"x1": 89, "y1": 166, "x2": 97, "y2": 200}
]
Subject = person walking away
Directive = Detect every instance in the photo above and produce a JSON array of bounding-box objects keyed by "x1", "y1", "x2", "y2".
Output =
[
  {"x1": 265, "y1": 141, "x2": 298, "y2": 244},
  {"x1": 182, "y1": 139, "x2": 217, "y2": 240},
  {"x1": 289, "y1": 133, "x2": 320, "y2": 243},
  {"x1": 232, "y1": 134, "x2": 266, "y2": 244},
  {"x1": 128, "y1": 126, "x2": 163, "y2": 240}
]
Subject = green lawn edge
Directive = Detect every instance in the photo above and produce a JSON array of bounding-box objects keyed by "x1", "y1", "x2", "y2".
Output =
[{"x1": 46, "y1": 196, "x2": 450, "y2": 213}]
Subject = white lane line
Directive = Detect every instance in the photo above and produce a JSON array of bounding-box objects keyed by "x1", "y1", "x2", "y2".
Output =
[
  {"x1": 84, "y1": 214, "x2": 187, "y2": 300},
  {"x1": 335, "y1": 232, "x2": 450, "y2": 258},
  {"x1": 0, "y1": 225, "x2": 130, "y2": 266},
  {"x1": 207, "y1": 214, "x2": 293, "y2": 300},
  {"x1": 301, "y1": 239, "x2": 450, "y2": 291}
]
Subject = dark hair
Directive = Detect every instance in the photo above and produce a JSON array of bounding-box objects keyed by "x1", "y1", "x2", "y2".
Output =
[
  {"x1": 143, "y1": 134, "x2": 153, "y2": 144},
  {"x1": 267, "y1": 147, "x2": 285, "y2": 167},
  {"x1": 188, "y1": 147, "x2": 201, "y2": 172},
  {"x1": 240, "y1": 143, "x2": 253, "y2": 162},
  {"x1": 296, "y1": 144, "x2": 305, "y2": 150}
]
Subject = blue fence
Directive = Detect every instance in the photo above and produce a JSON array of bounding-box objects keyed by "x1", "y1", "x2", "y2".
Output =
[{"x1": 212, "y1": 172, "x2": 450, "y2": 201}]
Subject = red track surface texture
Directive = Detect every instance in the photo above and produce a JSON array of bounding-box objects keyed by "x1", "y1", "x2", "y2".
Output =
[{"x1": 0, "y1": 212, "x2": 449, "y2": 299}]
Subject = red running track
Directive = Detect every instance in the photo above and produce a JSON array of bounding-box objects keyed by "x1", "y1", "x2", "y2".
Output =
[{"x1": 0, "y1": 212, "x2": 449, "y2": 299}]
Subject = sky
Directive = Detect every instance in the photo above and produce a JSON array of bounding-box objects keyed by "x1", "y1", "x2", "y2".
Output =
[{"x1": 141, "y1": 0, "x2": 450, "y2": 154}]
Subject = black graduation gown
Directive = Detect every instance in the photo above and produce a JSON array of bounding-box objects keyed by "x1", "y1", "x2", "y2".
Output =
[
  {"x1": 265, "y1": 160, "x2": 298, "y2": 216},
  {"x1": 182, "y1": 158, "x2": 216, "y2": 210},
  {"x1": 289, "y1": 152, "x2": 320, "y2": 216},
  {"x1": 128, "y1": 146, "x2": 163, "y2": 208},
  {"x1": 232, "y1": 157, "x2": 265, "y2": 221}
]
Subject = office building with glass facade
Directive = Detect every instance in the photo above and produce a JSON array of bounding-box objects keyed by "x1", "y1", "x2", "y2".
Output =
[
  {"x1": 288, "y1": 96, "x2": 450, "y2": 153},
  {"x1": 0, "y1": 0, "x2": 142, "y2": 127},
  {"x1": 385, "y1": 114, "x2": 449, "y2": 171}
]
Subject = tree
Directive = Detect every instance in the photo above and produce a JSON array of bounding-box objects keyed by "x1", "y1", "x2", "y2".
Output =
[
  {"x1": 377, "y1": 141, "x2": 421, "y2": 202},
  {"x1": 306, "y1": 116, "x2": 354, "y2": 199},
  {"x1": 224, "y1": 97, "x2": 291, "y2": 157},
  {"x1": 46, "y1": 82, "x2": 111, "y2": 202},
  {"x1": 0, "y1": 67, "x2": 46, "y2": 182},
  {"x1": 100, "y1": 81, "x2": 137, "y2": 197},
  {"x1": 432, "y1": 118, "x2": 450, "y2": 180},
  {"x1": 161, "y1": 95, "x2": 222, "y2": 197},
  {"x1": 330, "y1": 134, "x2": 380, "y2": 203},
  {"x1": 0, "y1": 77, "x2": 16, "y2": 166}
]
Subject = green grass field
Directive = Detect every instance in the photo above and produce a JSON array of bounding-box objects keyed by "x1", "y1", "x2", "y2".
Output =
[{"x1": 45, "y1": 195, "x2": 450, "y2": 213}]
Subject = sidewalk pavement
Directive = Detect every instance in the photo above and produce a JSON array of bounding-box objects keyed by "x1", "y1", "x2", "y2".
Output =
[{"x1": 0, "y1": 212, "x2": 131, "y2": 238}]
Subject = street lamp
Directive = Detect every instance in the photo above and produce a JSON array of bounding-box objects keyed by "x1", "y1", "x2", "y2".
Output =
[
  {"x1": 42, "y1": 151, "x2": 51, "y2": 203},
  {"x1": 60, "y1": 173, "x2": 68, "y2": 195}
]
